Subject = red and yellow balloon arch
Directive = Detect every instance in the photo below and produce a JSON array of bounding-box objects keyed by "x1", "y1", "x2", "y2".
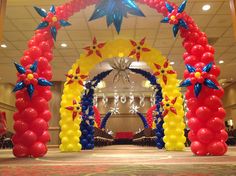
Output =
[{"x1": 12, "y1": 0, "x2": 227, "y2": 158}]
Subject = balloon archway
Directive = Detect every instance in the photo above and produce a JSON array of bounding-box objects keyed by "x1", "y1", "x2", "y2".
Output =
[{"x1": 12, "y1": 0, "x2": 227, "y2": 158}]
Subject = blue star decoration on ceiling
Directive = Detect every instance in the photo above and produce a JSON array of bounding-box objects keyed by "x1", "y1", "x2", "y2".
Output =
[
  {"x1": 161, "y1": 0, "x2": 188, "y2": 37},
  {"x1": 13, "y1": 61, "x2": 53, "y2": 99},
  {"x1": 180, "y1": 62, "x2": 219, "y2": 97},
  {"x1": 89, "y1": 0, "x2": 145, "y2": 33},
  {"x1": 34, "y1": 5, "x2": 71, "y2": 41}
]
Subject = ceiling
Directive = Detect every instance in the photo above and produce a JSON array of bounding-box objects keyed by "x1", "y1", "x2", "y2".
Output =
[{"x1": 0, "y1": 0, "x2": 235, "y2": 93}]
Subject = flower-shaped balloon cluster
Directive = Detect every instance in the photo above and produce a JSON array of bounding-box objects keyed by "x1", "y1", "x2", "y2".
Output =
[
  {"x1": 83, "y1": 37, "x2": 106, "y2": 58},
  {"x1": 180, "y1": 62, "x2": 219, "y2": 97},
  {"x1": 65, "y1": 66, "x2": 88, "y2": 86},
  {"x1": 34, "y1": 5, "x2": 71, "y2": 41},
  {"x1": 160, "y1": 96, "x2": 177, "y2": 117},
  {"x1": 161, "y1": 0, "x2": 188, "y2": 37},
  {"x1": 129, "y1": 38, "x2": 151, "y2": 61},
  {"x1": 65, "y1": 99, "x2": 82, "y2": 121},
  {"x1": 13, "y1": 61, "x2": 53, "y2": 98},
  {"x1": 153, "y1": 60, "x2": 176, "y2": 85}
]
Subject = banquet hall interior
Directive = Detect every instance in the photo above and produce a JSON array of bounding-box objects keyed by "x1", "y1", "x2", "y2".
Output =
[{"x1": 0, "y1": 0, "x2": 236, "y2": 175}]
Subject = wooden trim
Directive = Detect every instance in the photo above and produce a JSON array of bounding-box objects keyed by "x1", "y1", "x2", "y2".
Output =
[
  {"x1": 49, "y1": 126, "x2": 60, "y2": 130},
  {"x1": 48, "y1": 145, "x2": 59, "y2": 148},
  {"x1": 230, "y1": 0, "x2": 236, "y2": 40},
  {"x1": 0, "y1": 0, "x2": 7, "y2": 41},
  {"x1": 0, "y1": 102, "x2": 16, "y2": 111}
]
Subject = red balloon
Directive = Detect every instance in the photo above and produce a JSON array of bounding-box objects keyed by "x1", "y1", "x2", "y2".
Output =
[
  {"x1": 13, "y1": 112, "x2": 21, "y2": 121},
  {"x1": 184, "y1": 55, "x2": 198, "y2": 66},
  {"x1": 39, "y1": 41, "x2": 51, "y2": 52},
  {"x1": 213, "y1": 87, "x2": 224, "y2": 98},
  {"x1": 40, "y1": 90, "x2": 52, "y2": 101},
  {"x1": 209, "y1": 65, "x2": 220, "y2": 77},
  {"x1": 29, "y1": 46, "x2": 42, "y2": 59},
  {"x1": 214, "y1": 107, "x2": 226, "y2": 119},
  {"x1": 28, "y1": 39, "x2": 38, "y2": 48},
  {"x1": 37, "y1": 57, "x2": 49, "y2": 70},
  {"x1": 201, "y1": 52, "x2": 214, "y2": 64},
  {"x1": 205, "y1": 44, "x2": 215, "y2": 54},
  {"x1": 41, "y1": 70, "x2": 52, "y2": 80},
  {"x1": 15, "y1": 98, "x2": 28, "y2": 111},
  {"x1": 183, "y1": 42, "x2": 194, "y2": 53},
  {"x1": 197, "y1": 128, "x2": 214, "y2": 144},
  {"x1": 30, "y1": 118, "x2": 48, "y2": 136},
  {"x1": 207, "y1": 141, "x2": 226, "y2": 156},
  {"x1": 40, "y1": 110, "x2": 52, "y2": 122},
  {"x1": 204, "y1": 95, "x2": 222, "y2": 111},
  {"x1": 34, "y1": 33, "x2": 44, "y2": 43},
  {"x1": 186, "y1": 110, "x2": 194, "y2": 119},
  {"x1": 191, "y1": 45, "x2": 205, "y2": 57},
  {"x1": 32, "y1": 97, "x2": 49, "y2": 112},
  {"x1": 197, "y1": 37, "x2": 208, "y2": 46},
  {"x1": 195, "y1": 106, "x2": 212, "y2": 122},
  {"x1": 20, "y1": 55, "x2": 32, "y2": 67},
  {"x1": 44, "y1": 52, "x2": 53, "y2": 62},
  {"x1": 215, "y1": 130, "x2": 228, "y2": 142},
  {"x1": 13, "y1": 144, "x2": 29, "y2": 158},
  {"x1": 14, "y1": 120, "x2": 29, "y2": 134},
  {"x1": 188, "y1": 130, "x2": 197, "y2": 142},
  {"x1": 206, "y1": 117, "x2": 225, "y2": 132},
  {"x1": 30, "y1": 142, "x2": 47, "y2": 158},
  {"x1": 21, "y1": 130, "x2": 37, "y2": 146},
  {"x1": 187, "y1": 98, "x2": 199, "y2": 112},
  {"x1": 188, "y1": 117, "x2": 202, "y2": 132},
  {"x1": 191, "y1": 141, "x2": 207, "y2": 156},
  {"x1": 183, "y1": 52, "x2": 190, "y2": 59},
  {"x1": 38, "y1": 131, "x2": 51, "y2": 143},
  {"x1": 21, "y1": 108, "x2": 38, "y2": 123},
  {"x1": 12, "y1": 133, "x2": 21, "y2": 145}
]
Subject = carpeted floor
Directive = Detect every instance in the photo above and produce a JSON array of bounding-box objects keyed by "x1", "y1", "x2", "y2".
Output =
[{"x1": 1, "y1": 145, "x2": 236, "y2": 176}]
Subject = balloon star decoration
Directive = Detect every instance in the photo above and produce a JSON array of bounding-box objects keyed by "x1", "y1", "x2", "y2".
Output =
[
  {"x1": 13, "y1": 61, "x2": 53, "y2": 98},
  {"x1": 129, "y1": 38, "x2": 151, "y2": 61},
  {"x1": 129, "y1": 104, "x2": 140, "y2": 114},
  {"x1": 65, "y1": 66, "x2": 88, "y2": 86},
  {"x1": 161, "y1": 0, "x2": 188, "y2": 37},
  {"x1": 65, "y1": 99, "x2": 82, "y2": 121},
  {"x1": 83, "y1": 37, "x2": 106, "y2": 58},
  {"x1": 109, "y1": 58, "x2": 132, "y2": 84},
  {"x1": 89, "y1": 0, "x2": 145, "y2": 33},
  {"x1": 34, "y1": 5, "x2": 71, "y2": 41},
  {"x1": 160, "y1": 96, "x2": 177, "y2": 117},
  {"x1": 153, "y1": 60, "x2": 176, "y2": 85},
  {"x1": 180, "y1": 62, "x2": 219, "y2": 97}
]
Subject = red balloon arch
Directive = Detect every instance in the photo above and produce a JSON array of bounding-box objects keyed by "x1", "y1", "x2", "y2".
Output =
[{"x1": 12, "y1": 0, "x2": 227, "y2": 158}]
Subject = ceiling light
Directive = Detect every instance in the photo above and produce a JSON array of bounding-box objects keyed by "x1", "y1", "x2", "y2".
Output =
[
  {"x1": 170, "y1": 61, "x2": 175, "y2": 65},
  {"x1": 0, "y1": 44, "x2": 7, "y2": 48},
  {"x1": 202, "y1": 4, "x2": 211, "y2": 11},
  {"x1": 219, "y1": 60, "x2": 224, "y2": 64},
  {"x1": 60, "y1": 43, "x2": 67, "y2": 48}
]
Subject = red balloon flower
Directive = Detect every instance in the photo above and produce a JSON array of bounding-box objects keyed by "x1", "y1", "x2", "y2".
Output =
[
  {"x1": 153, "y1": 60, "x2": 176, "y2": 85},
  {"x1": 83, "y1": 37, "x2": 106, "y2": 58},
  {"x1": 128, "y1": 38, "x2": 151, "y2": 61},
  {"x1": 160, "y1": 95, "x2": 177, "y2": 117},
  {"x1": 65, "y1": 66, "x2": 88, "y2": 86},
  {"x1": 65, "y1": 99, "x2": 82, "y2": 121}
]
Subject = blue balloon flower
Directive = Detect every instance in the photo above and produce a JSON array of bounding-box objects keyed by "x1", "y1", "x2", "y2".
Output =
[
  {"x1": 180, "y1": 62, "x2": 219, "y2": 97},
  {"x1": 34, "y1": 5, "x2": 71, "y2": 41},
  {"x1": 161, "y1": 0, "x2": 188, "y2": 37},
  {"x1": 13, "y1": 61, "x2": 53, "y2": 99},
  {"x1": 89, "y1": 0, "x2": 145, "y2": 33}
]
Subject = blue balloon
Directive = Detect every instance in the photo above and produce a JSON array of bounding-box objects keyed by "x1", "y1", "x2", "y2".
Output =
[
  {"x1": 38, "y1": 78, "x2": 53, "y2": 86},
  {"x1": 50, "y1": 5, "x2": 56, "y2": 14},
  {"x1": 27, "y1": 84, "x2": 34, "y2": 98},
  {"x1": 50, "y1": 26, "x2": 57, "y2": 41},
  {"x1": 60, "y1": 20, "x2": 71, "y2": 27},
  {"x1": 13, "y1": 81, "x2": 25, "y2": 92},
  {"x1": 203, "y1": 62, "x2": 213, "y2": 73},
  {"x1": 179, "y1": 19, "x2": 188, "y2": 29},
  {"x1": 204, "y1": 79, "x2": 219, "y2": 90},
  {"x1": 178, "y1": 0, "x2": 187, "y2": 13},
  {"x1": 180, "y1": 78, "x2": 192, "y2": 87},
  {"x1": 194, "y1": 83, "x2": 202, "y2": 97},
  {"x1": 173, "y1": 25, "x2": 180, "y2": 37},
  {"x1": 34, "y1": 6, "x2": 47, "y2": 17},
  {"x1": 165, "y1": 2, "x2": 174, "y2": 13},
  {"x1": 186, "y1": 64, "x2": 196, "y2": 73},
  {"x1": 36, "y1": 21, "x2": 49, "y2": 30},
  {"x1": 14, "y1": 63, "x2": 26, "y2": 74}
]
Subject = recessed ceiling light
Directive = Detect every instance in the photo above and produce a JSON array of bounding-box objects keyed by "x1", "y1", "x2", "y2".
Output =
[
  {"x1": 60, "y1": 43, "x2": 67, "y2": 48},
  {"x1": 202, "y1": 4, "x2": 211, "y2": 11},
  {"x1": 170, "y1": 61, "x2": 175, "y2": 65},
  {"x1": 0, "y1": 44, "x2": 7, "y2": 48},
  {"x1": 219, "y1": 60, "x2": 224, "y2": 64}
]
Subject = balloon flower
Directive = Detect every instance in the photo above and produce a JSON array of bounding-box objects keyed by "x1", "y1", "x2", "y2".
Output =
[
  {"x1": 65, "y1": 99, "x2": 82, "y2": 121},
  {"x1": 34, "y1": 5, "x2": 71, "y2": 40},
  {"x1": 83, "y1": 37, "x2": 106, "y2": 58},
  {"x1": 65, "y1": 66, "x2": 88, "y2": 86},
  {"x1": 160, "y1": 96, "x2": 177, "y2": 117},
  {"x1": 13, "y1": 61, "x2": 53, "y2": 98},
  {"x1": 161, "y1": 0, "x2": 188, "y2": 37},
  {"x1": 128, "y1": 38, "x2": 150, "y2": 61},
  {"x1": 180, "y1": 62, "x2": 219, "y2": 97}
]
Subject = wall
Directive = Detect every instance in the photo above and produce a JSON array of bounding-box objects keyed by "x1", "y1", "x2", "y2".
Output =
[
  {"x1": 0, "y1": 83, "x2": 15, "y2": 132},
  {"x1": 222, "y1": 82, "x2": 236, "y2": 129}
]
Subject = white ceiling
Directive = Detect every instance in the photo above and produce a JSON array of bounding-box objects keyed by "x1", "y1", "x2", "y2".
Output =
[{"x1": 0, "y1": 0, "x2": 235, "y2": 92}]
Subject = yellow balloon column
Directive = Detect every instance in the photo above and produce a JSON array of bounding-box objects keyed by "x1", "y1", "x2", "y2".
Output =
[{"x1": 59, "y1": 38, "x2": 185, "y2": 152}]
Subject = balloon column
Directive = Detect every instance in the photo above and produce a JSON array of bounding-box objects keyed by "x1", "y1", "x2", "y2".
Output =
[
  {"x1": 93, "y1": 106, "x2": 101, "y2": 128},
  {"x1": 136, "y1": 112, "x2": 149, "y2": 129}
]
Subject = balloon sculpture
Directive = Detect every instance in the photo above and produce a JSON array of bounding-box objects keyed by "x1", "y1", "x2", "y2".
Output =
[{"x1": 13, "y1": 0, "x2": 227, "y2": 157}]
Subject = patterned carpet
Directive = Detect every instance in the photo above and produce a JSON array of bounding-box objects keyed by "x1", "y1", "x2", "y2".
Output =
[{"x1": 1, "y1": 145, "x2": 236, "y2": 176}]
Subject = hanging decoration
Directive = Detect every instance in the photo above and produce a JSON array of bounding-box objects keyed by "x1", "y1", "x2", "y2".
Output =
[
  {"x1": 89, "y1": 0, "x2": 145, "y2": 33},
  {"x1": 128, "y1": 38, "x2": 151, "y2": 61},
  {"x1": 109, "y1": 58, "x2": 132, "y2": 84},
  {"x1": 65, "y1": 66, "x2": 88, "y2": 86},
  {"x1": 139, "y1": 94, "x2": 145, "y2": 107},
  {"x1": 180, "y1": 62, "x2": 219, "y2": 97},
  {"x1": 153, "y1": 60, "x2": 176, "y2": 85},
  {"x1": 83, "y1": 37, "x2": 106, "y2": 58},
  {"x1": 13, "y1": 61, "x2": 53, "y2": 98},
  {"x1": 120, "y1": 95, "x2": 127, "y2": 104},
  {"x1": 160, "y1": 0, "x2": 188, "y2": 37},
  {"x1": 129, "y1": 104, "x2": 140, "y2": 114},
  {"x1": 102, "y1": 94, "x2": 108, "y2": 108},
  {"x1": 34, "y1": 5, "x2": 71, "y2": 41}
]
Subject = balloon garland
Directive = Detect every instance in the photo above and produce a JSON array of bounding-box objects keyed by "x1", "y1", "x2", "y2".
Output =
[
  {"x1": 136, "y1": 112, "x2": 149, "y2": 129},
  {"x1": 13, "y1": 0, "x2": 226, "y2": 157}
]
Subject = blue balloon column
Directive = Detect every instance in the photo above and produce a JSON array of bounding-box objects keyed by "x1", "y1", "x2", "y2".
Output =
[
  {"x1": 129, "y1": 68, "x2": 164, "y2": 149},
  {"x1": 80, "y1": 70, "x2": 112, "y2": 150},
  {"x1": 136, "y1": 112, "x2": 149, "y2": 129},
  {"x1": 100, "y1": 111, "x2": 112, "y2": 129}
]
